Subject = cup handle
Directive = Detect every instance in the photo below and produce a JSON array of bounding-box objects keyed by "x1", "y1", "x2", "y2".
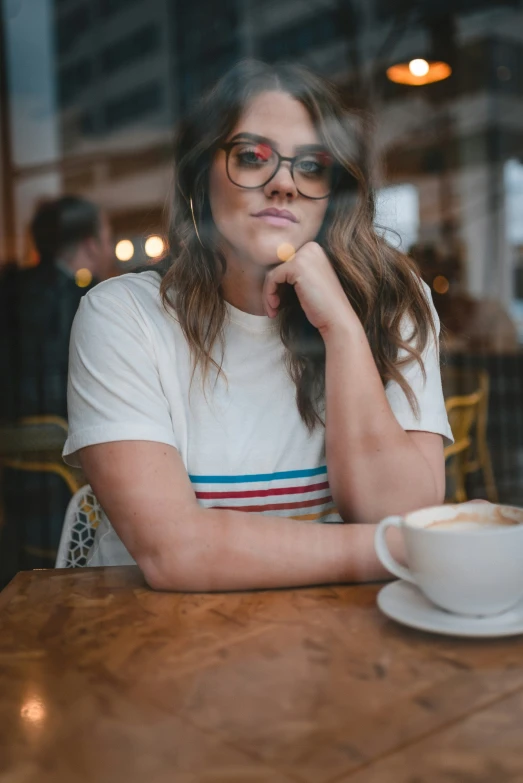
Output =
[{"x1": 374, "y1": 515, "x2": 415, "y2": 583}]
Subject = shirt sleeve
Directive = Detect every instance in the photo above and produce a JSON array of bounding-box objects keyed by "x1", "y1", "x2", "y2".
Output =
[
  {"x1": 385, "y1": 281, "x2": 454, "y2": 445},
  {"x1": 63, "y1": 290, "x2": 177, "y2": 467}
]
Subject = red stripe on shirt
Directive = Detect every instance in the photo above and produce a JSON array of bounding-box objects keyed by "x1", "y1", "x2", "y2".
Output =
[
  {"x1": 210, "y1": 494, "x2": 333, "y2": 513},
  {"x1": 195, "y1": 480, "x2": 329, "y2": 500}
]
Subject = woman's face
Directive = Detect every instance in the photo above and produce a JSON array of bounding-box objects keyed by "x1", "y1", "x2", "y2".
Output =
[{"x1": 209, "y1": 90, "x2": 330, "y2": 270}]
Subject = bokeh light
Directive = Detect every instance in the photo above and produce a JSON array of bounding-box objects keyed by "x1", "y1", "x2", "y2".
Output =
[
  {"x1": 144, "y1": 235, "x2": 165, "y2": 258},
  {"x1": 433, "y1": 275, "x2": 450, "y2": 294},
  {"x1": 115, "y1": 239, "x2": 135, "y2": 262},
  {"x1": 21, "y1": 697, "x2": 46, "y2": 725},
  {"x1": 75, "y1": 268, "x2": 93, "y2": 288},
  {"x1": 277, "y1": 243, "x2": 296, "y2": 262},
  {"x1": 409, "y1": 59, "x2": 430, "y2": 77}
]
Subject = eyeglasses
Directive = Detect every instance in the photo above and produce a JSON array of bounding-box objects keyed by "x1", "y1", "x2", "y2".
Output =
[{"x1": 220, "y1": 140, "x2": 335, "y2": 200}]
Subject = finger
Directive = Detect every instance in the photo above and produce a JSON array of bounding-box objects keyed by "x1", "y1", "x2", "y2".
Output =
[{"x1": 263, "y1": 261, "x2": 296, "y2": 317}]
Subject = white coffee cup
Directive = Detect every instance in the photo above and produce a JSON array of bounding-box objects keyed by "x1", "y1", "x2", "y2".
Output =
[{"x1": 375, "y1": 502, "x2": 523, "y2": 616}]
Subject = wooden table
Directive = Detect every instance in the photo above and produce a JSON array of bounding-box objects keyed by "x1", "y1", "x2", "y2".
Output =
[{"x1": 1, "y1": 567, "x2": 523, "y2": 783}]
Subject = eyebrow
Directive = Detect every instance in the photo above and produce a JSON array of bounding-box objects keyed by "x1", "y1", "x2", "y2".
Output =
[{"x1": 228, "y1": 132, "x2": 327, "y2": 154}]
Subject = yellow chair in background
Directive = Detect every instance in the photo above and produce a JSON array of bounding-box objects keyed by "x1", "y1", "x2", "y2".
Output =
[
  {"x1": 0, "y1": 416, "x2": 84, "y2": 570},
  {"x1": 443, "y1": 368, "x2": 498, "y2": 503},
  {"x1": 465, "y1": 370, "x2": 498, "y2": 503},
  {"x1": 444, "y1": 391, "x2": 482, "y2": 503},
  {"x1": 0, "y1": 416, "x2": 83, "y2": 496}
]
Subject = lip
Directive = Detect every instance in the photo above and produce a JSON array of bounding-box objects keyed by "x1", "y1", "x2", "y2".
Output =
[{"x1": 252, "y1": 208, "x2": 298, "y2": 224}]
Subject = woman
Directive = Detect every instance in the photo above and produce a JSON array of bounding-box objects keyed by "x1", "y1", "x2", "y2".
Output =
[{"x1": 63, "y1": 60, "x2": 452, "y2": 591}]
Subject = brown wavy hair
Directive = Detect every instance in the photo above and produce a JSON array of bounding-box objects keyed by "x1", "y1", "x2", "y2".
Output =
[{"x1": 160, "y1": 59, "x2": 436, "y2": 430}]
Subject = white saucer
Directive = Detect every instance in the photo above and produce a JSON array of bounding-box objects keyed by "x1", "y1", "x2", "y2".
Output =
[{"x1": 377, "y1": 580, "x2": 523, "y2": 638}]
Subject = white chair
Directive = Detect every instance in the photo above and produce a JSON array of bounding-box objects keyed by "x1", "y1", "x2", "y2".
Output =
[{"x1": 55, "y1": 484, "x2": 102, "y2": 568}]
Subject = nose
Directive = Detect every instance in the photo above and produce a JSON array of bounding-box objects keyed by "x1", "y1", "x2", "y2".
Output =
[{"x1": 264, "y1": 161, "x2": 298, "y2": 200}]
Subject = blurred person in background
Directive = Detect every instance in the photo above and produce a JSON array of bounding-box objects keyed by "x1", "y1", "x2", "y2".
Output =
[
  {"x1": 63, "y1": 60, "x2": 452, "y2": 591},
  {"x1": 0, "y1": 195, "x2": 114, "y2": 422},
  {"x1": 0, "y1": 196, "x2": 114, "y2": 584}
]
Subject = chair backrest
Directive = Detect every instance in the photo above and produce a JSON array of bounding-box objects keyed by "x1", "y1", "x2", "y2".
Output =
[
  {"x1": 55, "y1": 484, "x2": 102, "y2": 568},
  {"x1": 441, "y1": 367, "x2": 490, "y2": 458},
  {"x1": 0, "y1": 415, "x2": 82, "y2": 495},
  {"x1": 441, "y1": 366, "x2": 485, "y2": 398},
  {"x1": 444, "y1": 390, "x2": 482, "y2": 460},
  {"x1": 0, "y1": 415, "x2": 68, "y2": 454}
]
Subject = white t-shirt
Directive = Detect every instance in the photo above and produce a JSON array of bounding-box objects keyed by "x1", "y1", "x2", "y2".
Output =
[{"x1": 63, "y1": 270, "x2": 453, "y2": 566}]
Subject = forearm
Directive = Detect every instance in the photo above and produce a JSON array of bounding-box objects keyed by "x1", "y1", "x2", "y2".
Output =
[
  {"x1": 324, "y1": 320, "x2": 440, "y2": 524},
  {"x1": 142, "y1": 506, "x2": 404, "y2": 592}
]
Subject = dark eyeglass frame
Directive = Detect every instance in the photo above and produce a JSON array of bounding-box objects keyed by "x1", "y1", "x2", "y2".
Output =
[{"x1": 219, "y1": 141, "x2": 334, "y2": 200}]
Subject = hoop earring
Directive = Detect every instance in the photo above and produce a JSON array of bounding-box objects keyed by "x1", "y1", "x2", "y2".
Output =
[{"x1": 189, "y1": 196, "x2": 205, "y2": 249}]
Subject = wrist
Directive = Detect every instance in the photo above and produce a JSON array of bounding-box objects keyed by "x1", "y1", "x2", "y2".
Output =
[{"x1": 320, "y1": 309, "x2": 365, "y2": 345}]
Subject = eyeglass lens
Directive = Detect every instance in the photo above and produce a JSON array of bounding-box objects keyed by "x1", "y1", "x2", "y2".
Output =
[{"x1": 226, "y1": 141, "x2": 333, "y2": 198}]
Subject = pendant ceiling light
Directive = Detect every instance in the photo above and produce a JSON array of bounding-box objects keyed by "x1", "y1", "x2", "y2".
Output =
[
  {"x1": 386, "y1": 58, "x2": 452, "y2": 86},
  {"x1": 386, "y1": 13, "x2": 455, "y2": 87}
]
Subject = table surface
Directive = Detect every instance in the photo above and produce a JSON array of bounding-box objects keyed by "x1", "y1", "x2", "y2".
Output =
[{"x1": 1, "y1": 567, "x2": 523, "y2": 783}]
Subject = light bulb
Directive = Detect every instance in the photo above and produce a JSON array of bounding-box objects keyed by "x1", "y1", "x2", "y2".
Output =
[
  {"x1": 144, "y1": 235, "x2": 165, "y2": 258},
  {"x1": 115, "y1": 239, "x2": 134, "y2": 262},
  {"x1": 409, "y1": 59, "x2": 430, "y2": 77}
]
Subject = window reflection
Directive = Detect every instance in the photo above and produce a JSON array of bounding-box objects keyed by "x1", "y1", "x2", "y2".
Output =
[{"x1": 1, "y1": 0, "x2": 523, "y2": 586}]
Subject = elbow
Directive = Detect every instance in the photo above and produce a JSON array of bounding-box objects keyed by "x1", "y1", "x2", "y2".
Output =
[
  {"x1": 140, "y1": 558, "x2": 175, "y2": 592},
  {"x1": 140, "y1": 553, "x2": 210, "y2": 593},
  {"x1": 138, "y1": 549, "x2": 174, "y2": 591},
  {"x1": 138, "y1": 525, "x2": 220, "y2": 593}
]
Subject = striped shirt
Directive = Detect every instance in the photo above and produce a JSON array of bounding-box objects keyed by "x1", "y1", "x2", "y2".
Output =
[
  {"x1": 62, "y1": 271, "x2": 452, "y2": 567},
  {"x1": 190, "y1": 466, "x2": 338, "y2": 522}
]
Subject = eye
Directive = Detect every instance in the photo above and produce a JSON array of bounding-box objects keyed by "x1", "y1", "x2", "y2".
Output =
[
  {"x1": 233, "y1": 142, "x2": 274, "y2": 167},
  {"x1": 295, "y1": 152, "x2": 333, "y2": 177},
  {"x1": 298, "y1": 159, "x2": 320, "y2": 172},
  {"x1": 295, "y1": 158, "x2": 322, "y2": 176}
]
